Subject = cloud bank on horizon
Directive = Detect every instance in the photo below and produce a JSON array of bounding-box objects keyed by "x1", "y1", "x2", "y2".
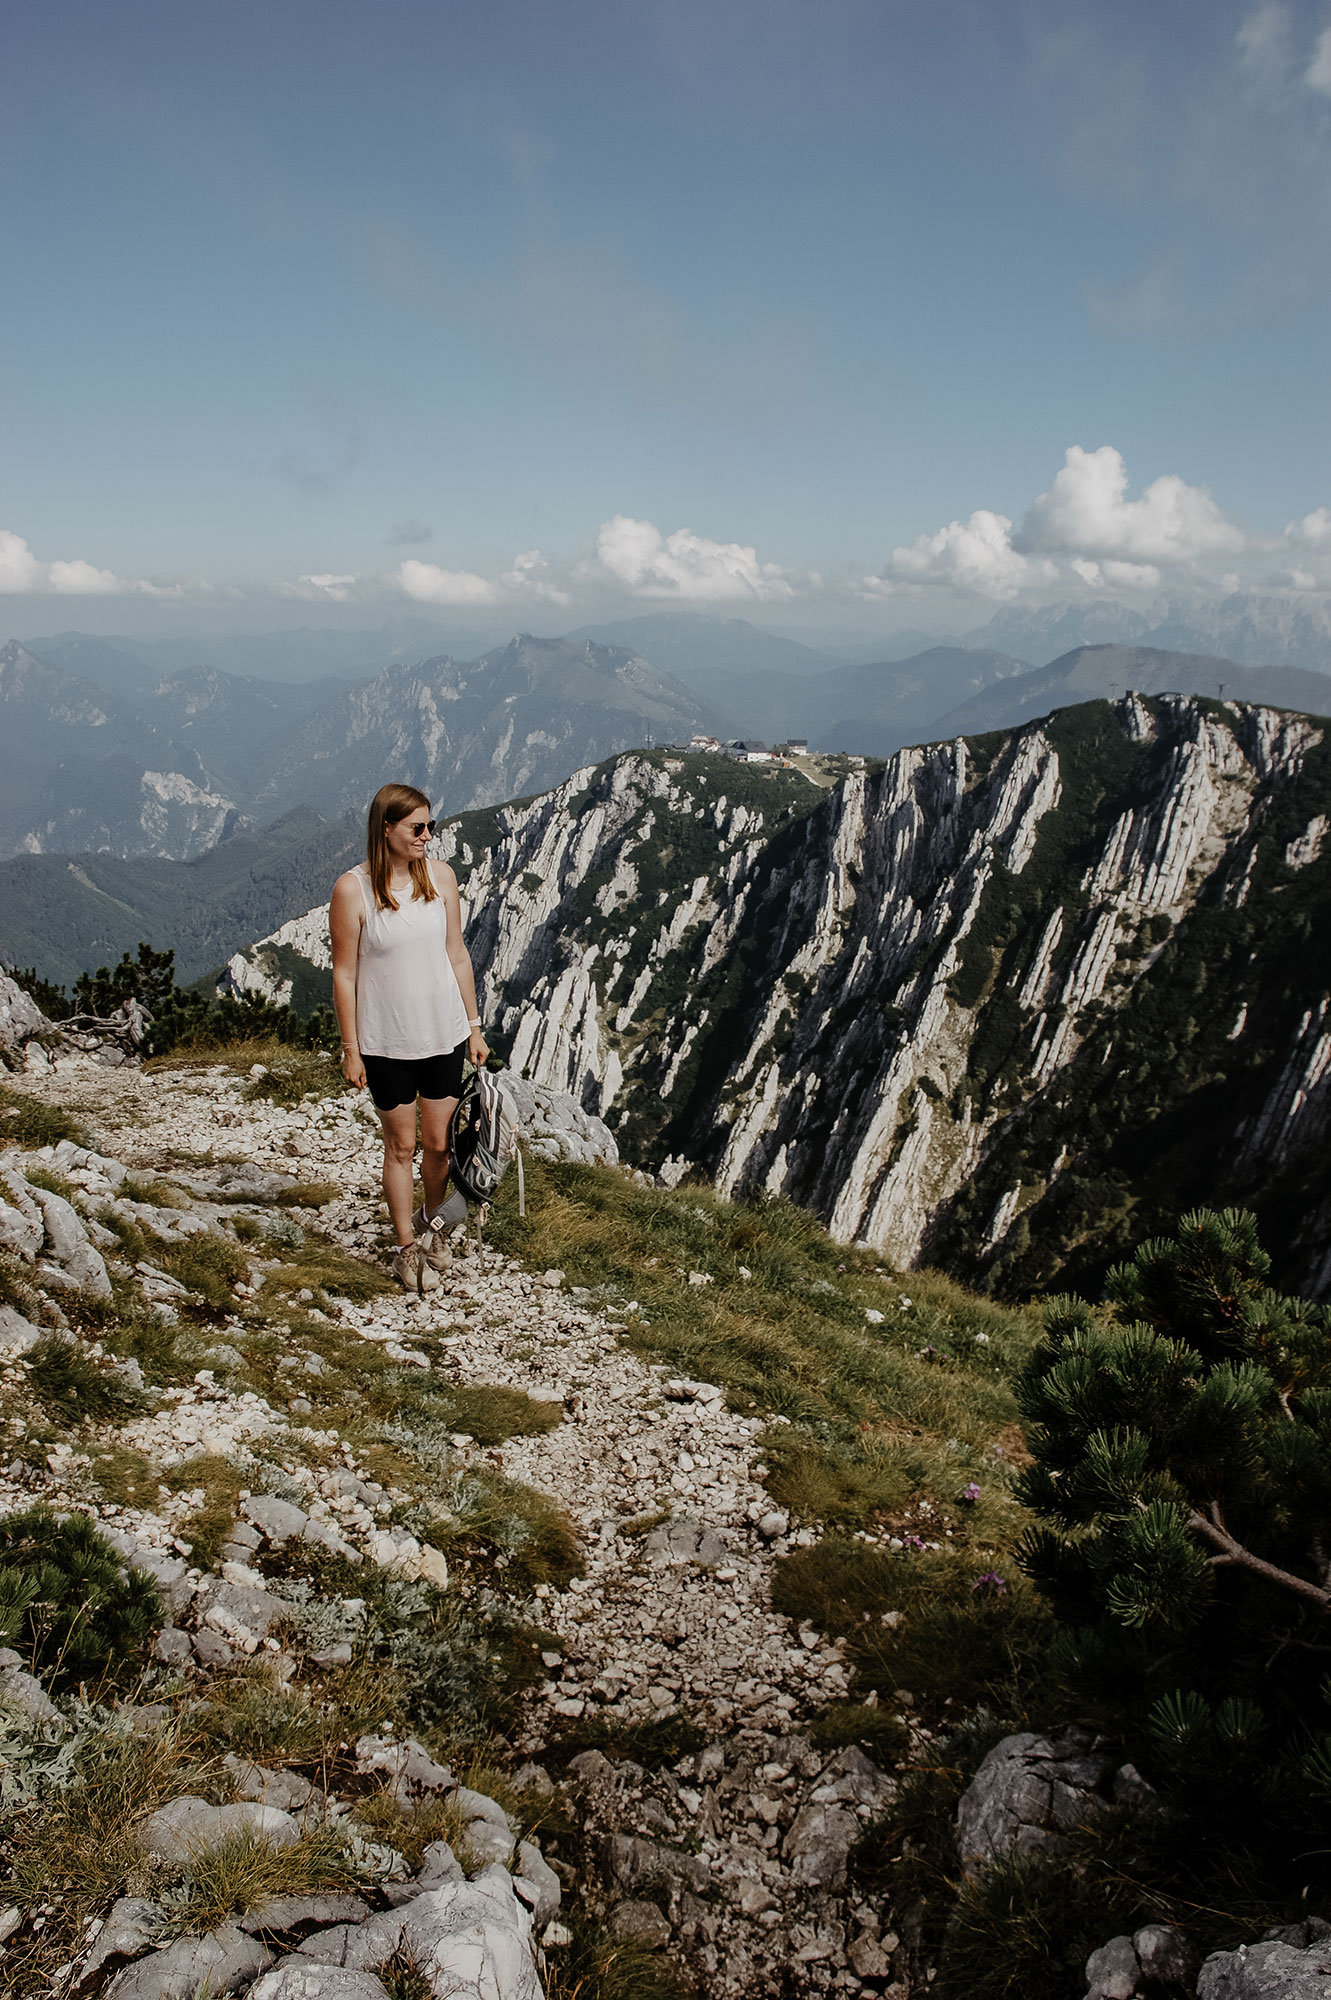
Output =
[{"x1": 4, "y1": 447, "x2": 1330, "y2": 614}]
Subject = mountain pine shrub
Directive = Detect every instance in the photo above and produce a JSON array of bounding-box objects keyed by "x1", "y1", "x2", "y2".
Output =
[
  {"x1": 0, "y1": 1507, "x2": 162, "y2": 1690},
  {"x1": 1015, "y1": 1206, "x2": 1331, "y2": 1897}
]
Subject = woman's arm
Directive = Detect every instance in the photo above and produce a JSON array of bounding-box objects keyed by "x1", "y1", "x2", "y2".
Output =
[
  {"x1": 438, "y1": 863, "x2": 490, "y2": 1067},
  {"x1": 329, "y1": 873, "x2": 367, "y2": 1089}
]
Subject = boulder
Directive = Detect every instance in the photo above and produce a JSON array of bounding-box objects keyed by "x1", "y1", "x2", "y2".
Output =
[
  {"x1": 0, "y1": 973, "x2": 49, "y2": 1049},
  {"x1": 0, "y1": 1203, "x2": 42, "y2": 1264},
  {"x1": 137, "y1": 1796, "x2": 300, "y2": 1866},
  {"x1": 224, "y1": 1756, "x2": 316, "y2": 1813},
  {"x1": 77, "y1": 1896, "x2": 163, "y2": 1984},
  {"x1": 0, "y1": 1302, "x2": 42, "y2": 1354},
  {"x1": 0, "y1": 1653, "x2": 59, "y2": 1725},
  {"x1": 608, "y1": 1900, "x2": 671, "y2": 1948},
  {"x1": 103, "y1": 1924, "x2": 271, "y2": 1999},
  {"x1": 250, "y1": 1970, "x2": 393, "y2": 2000},
  {"x1": 783, "y1": 1799, "x2": 861, "y2": 1889},
  {"x1": 956, "y1": 1728, "x2": 1114, "y2": 1877},
  {"x1": 642, "y1": 1518, "x2": 728, "y2": 1567},
  {"x1": 1198, "y1": 1928, "x2": 1331, "y2": 2000},
  {"x1": 238, "y1": 1896, "x2": 371, "y2": 1937},
  {"x1": 1085, "y1": 1935, "x2": 1144, "y2": 2000},
  {"x1": 354, "y1": 1734, "x2": 453, "y2": 1798},
  {"x1": 512, "y1": 1841, "x2": 561, "y2": 1927},
  {"x1": 244, "y1": 1496, "x2": 311, "y2": 1544},
  {"x1": 26, "y1": 1182, "x2": 112, "y2": 1295},
  {"x1": 604, "y1": 1833, "x2": 709, "y2": 1895}
]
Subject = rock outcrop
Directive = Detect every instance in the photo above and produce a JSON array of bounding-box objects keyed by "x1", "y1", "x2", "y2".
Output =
[{"x1": 223, "y1": 695, "x2": 1331, "y2": 1295}]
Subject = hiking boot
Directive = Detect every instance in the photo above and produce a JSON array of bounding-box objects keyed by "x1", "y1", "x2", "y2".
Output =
[{"x1": 391, "y1": 1242, "x2": 437, "y2": 1295}]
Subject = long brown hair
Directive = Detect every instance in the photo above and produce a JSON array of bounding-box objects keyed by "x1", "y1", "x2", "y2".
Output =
[{"x1": 366, "y1": 783, "x2": 438, "y2": 911}]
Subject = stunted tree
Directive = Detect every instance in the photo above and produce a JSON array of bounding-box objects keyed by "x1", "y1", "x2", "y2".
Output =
[{"x1": 1017, "y1": 1208, "x2": 1331, "y2": 1640}]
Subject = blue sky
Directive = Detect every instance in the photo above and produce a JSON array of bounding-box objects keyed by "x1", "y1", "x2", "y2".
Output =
[{"x1": 4, "y1": 0, "x2": 1331, "y2": 633}]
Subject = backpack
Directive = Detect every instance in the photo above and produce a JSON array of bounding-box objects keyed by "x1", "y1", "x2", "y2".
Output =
[{"x1": 449, "y1": 1066, "x2": 525, "y2": 1214}]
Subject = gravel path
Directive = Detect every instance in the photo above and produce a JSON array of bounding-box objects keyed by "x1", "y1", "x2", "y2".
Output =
[{"x1": 13, "y1": 1058, "x2": 905, "y2": 1996}]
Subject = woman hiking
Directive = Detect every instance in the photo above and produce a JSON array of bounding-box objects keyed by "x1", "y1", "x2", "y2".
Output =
[{"x1": 330, "y1": 783, "x2": 489, "y2": 1293}]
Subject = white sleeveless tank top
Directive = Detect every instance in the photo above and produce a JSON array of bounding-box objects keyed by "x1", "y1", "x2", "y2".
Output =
[{"x1": 353, "y1": 863, "x2": 471, "y2": 1059}]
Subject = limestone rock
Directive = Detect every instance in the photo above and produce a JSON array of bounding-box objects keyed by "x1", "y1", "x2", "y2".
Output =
[
  {"x1": 956, "y1": 1728, "x2": 1113, "y2": 1877},
  {"x1": 642, "y1": 1517, "x2": 728, "y2": 1567},
  {"x1": 1198, "y1": 1932, "x2": 1331, "y2": 1999},
  {"x1": 250, "y1": 1968, "x2": 392, "y2": 2000},
  {"x1": 77, "y1": 1896, "x2": 163, "y2": 1984},
  {"x1": 224, "y1": 1756, "x2": 316, "y2": 1813},
  {"x1": 354, "y1": 1734, "x2": 453, "y2": 1798},
  {"x1": 0, "y1": 972, "x2": 48, "y2": 1048},
  {"x1": 103, "y1": 1924, "x2": 271, "y2": 1999},
  {"x1": 238, "y1": 1896, "x2": 371, "y2": 1937},
  {"x1": 0, "y1": 1205, "x2": 42, "y2": 1264},
  {"x1": 137, "y1": 1796, "x2": 300, "y2": 1866},
  {"x1": 244, "y1": 1495, "x2": 311, "y2": 1544},
  {"x1": 609, "y1": 1900, "x2": 671, "y2": 1948},
  {"x1": 0, "y1": 1658, "x2": 59, "y2": 1724},
  {"x1": 1085, "y1": 1935, "x2": 1143, "y2": 2000},
  {"x1": 783, "y1": 1799, "x2": 861, "y2": 1888},
  {"x1": 512, "y1": 1841, "x2": 561, "y2": 1927}
]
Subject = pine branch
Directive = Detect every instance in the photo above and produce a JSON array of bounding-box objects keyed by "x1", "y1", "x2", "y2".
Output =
[{"x1": 1190, "y1": 1499, "x2": 1331, "y2": 1611}]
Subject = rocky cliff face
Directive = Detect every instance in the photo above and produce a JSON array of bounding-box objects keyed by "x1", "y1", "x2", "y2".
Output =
[{"x1": 225, "y1": 697, "x2": 1331, "y2": 1297}]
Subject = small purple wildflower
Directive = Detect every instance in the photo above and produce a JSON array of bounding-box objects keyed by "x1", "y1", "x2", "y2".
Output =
[
  {"x1": 959, "y1": 1482, "x2": 982, "y2": 1505},
  {"x1": 971, "y1": 1569, "x2": 1007, "y2": 1596}
]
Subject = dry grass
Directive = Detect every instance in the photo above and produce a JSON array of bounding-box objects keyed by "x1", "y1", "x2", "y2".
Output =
[
  {"x1": 167, "y1": 1823, "x2": 360, "y2": 1935},
  {"x1": 0, "y1": 1721, "x2": 230, "y2": 1994},
  {"x1": 350, "y1": 1785, "x2": 475, "y2": 1870}
]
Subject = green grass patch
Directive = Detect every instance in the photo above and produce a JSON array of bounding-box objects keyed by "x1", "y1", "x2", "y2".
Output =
[
  {"x1": 25, "y1": 1334, "x2": 150, "y2": 1427},
  {"x1": 542, "y1": 1916, "x2": 691, "y2": 2000},
  {"x1": 772, "y1": 1538, "x2": 1052, "y2": 1721},
  {"x1": 350, "y1": 1785, "x2": 474, "y2": 1871},
  {"x1": 0, "y1": 1084, "x2": 85, "y2": 1148},
  {"x1": 486, "y1": 1157, "x2": 1037, "y2": 1547},
  {"x1": 261, "y1": 1235, "x2": 397, "y2": 1304},
  {"x1": 162, "y1": 1454, "x2": 245, "y2": 1568},
  {"x1": 194, "y1": 1659, "x2": 390, "y2": 1768},
  {"x1": 0, "y1": 1722, "x2": 228, "y2": 1994}
]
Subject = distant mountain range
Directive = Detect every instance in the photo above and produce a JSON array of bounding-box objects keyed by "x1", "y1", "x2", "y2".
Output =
[
  {"x1": 0, "y1": 633, "x2": 724, "y2": 861},
  {"x1": 933, "y1": 644, "x2": 1331, "y2": 737},
  {"x1": 5, "y1": 598, "x2": 1331, "y2": 868},
  {"x1": 963, "y1": 590, "x2": 1331, "y2": 678},
  {"x1": 0, "y1": 806, "x2": 360, "y2": 991}
]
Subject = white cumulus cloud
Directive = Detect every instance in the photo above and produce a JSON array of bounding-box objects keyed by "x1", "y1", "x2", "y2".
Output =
[
  {"x1": 866, "y1": 446, "x2": 1249, "y2": 603},
  {"x1": 397, "y1": 560, "x2": 501, "y2": 607},
  {"x1": 589, "y1": 515, "x2": 793, "y2": 601},
  {"x1": 872, "y1": 508, "x2": 1053, "y2": 601},
  {"x1": 0, "y1": 530, "x2": 128, "y2": 596},
  {"x1": 1017, "y1": 446, "x2": 1246, "y2": 564}
]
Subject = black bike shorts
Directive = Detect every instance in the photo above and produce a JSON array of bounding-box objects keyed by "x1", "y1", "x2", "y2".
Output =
[{"x1": 361, "y1": 1043, "x2": 466, "y2": 1111}]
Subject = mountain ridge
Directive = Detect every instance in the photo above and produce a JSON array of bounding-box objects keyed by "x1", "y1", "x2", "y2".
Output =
[{"x1": 220, "y1": 692, "x2": 1331, "y2": 1299}]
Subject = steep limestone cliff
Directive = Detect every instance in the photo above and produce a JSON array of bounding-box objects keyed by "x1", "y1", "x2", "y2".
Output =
[{"x1": 224, "y1": 699, "x2": 1331, "y2": 1297}]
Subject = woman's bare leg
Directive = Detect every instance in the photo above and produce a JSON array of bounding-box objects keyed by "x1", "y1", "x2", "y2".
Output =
[
  {"x1": 377, "y1": 1101, "x2": 419, "y2": 1246},
  {"x1": 419, "y1": 1094, "x2": 459, "y2": 1217}
]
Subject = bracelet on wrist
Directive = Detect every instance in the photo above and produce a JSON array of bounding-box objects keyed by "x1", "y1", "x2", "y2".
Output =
[{"x1": 468, "y1": 1017, "x2": 482, "y2": 1028}]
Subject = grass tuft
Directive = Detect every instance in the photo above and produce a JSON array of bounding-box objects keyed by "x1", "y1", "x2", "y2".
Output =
[
  {"x1": 0, "y1": 1084, "x2": 85, "y2": 1148},
  {"x1": 167, "y1": 1823, "x2": 360, "y2": 1935}
]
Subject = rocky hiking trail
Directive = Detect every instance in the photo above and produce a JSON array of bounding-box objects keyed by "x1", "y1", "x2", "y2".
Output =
[{"x1": 0, "y1": 1054, "x2": 912, "y2": 1999}]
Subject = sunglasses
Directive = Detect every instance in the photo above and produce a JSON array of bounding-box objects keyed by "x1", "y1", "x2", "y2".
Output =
[{"x1": 398, "y1": 819, "x2": 436, "y2": 837}]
